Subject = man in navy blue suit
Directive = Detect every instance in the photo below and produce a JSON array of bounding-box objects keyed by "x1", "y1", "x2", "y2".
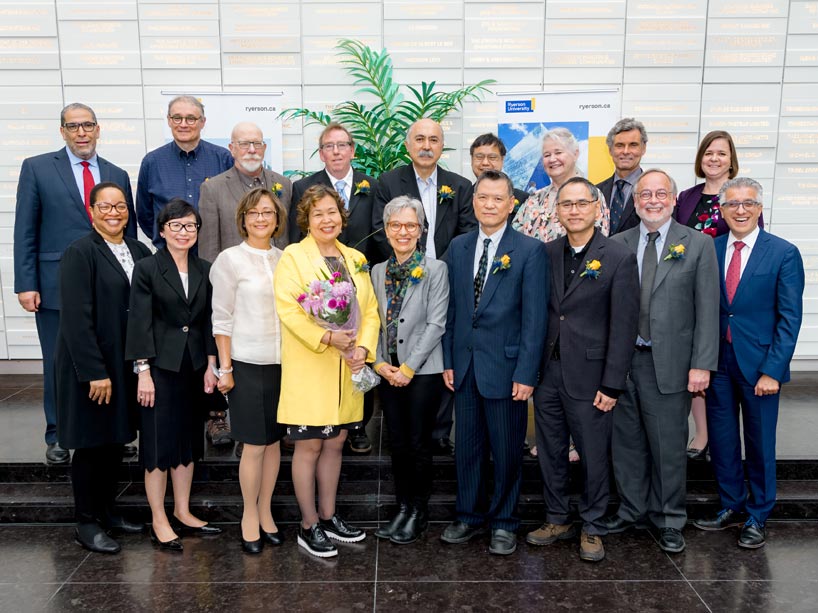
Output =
[
  {"x1": 440, "y1": 169, "x2": 549, "y2": 555},
  {"x1": 694, "y1": 177, "x2": 804, "y2": 548},
  {"x1": 14, "y1": 103, "x2": 137, "y2": 464}
]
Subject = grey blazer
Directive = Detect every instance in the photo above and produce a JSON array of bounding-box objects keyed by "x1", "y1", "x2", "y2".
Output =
[
  {"x1": 198, "y1": 166, "x2": 291, "y2": 262},
  {"x1": 371, "y1": 256, "x2": 448, "y2": 375},
  {"x1": 611, "y1": 218, "x2": 720, "y2": 394}
]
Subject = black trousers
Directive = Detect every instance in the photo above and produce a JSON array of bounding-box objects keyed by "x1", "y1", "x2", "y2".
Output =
[
  {"x1": 71, "y1": 445, "x2": 124, "y2": 524},
  {"x1": 379, "y1": 372, "x2": 444, "y2": 509}
]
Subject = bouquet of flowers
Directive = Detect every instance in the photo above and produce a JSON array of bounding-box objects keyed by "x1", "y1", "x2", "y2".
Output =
[{"x1": 296, "y1": 268, "x2": 380, "y2": 393}]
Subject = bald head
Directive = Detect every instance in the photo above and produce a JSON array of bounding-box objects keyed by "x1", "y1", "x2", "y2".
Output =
[
  {"x1": 229, "y1": 122, "x2": 266, "y2": 176},
  {"x1": 406, "y1": 118, "x2": 444, "y2": 177}
]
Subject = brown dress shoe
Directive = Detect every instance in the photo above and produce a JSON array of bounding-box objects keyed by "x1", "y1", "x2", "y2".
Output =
[
  {"x1": 206, "y1": 411, "x2": 233, "y2": 446},
  {"x1": 579, "y1": 530, "x2": 605, "y2": 562},
  {"x1": 525, "y1": 522, "x2": 577, "y2": 546}
]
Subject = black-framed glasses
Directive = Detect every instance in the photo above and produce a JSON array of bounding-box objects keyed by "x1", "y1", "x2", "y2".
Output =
[
  {"x1": 165, "y1": 221, "x2": 200, "y2": 233},
  {"x1": 62, "y1": 122, "x2": 97, "y2": 132},
  {"x1": 245, "y1": 210, "x2": 276, "y2": 221},
  {"x1": 637, "y1": 189, "x2": 670, "y2": 202},
  {"x1": 722, "y1": 200, "x2": 761, "y2": 210},
  {"x1": 92, "y1": 201, "x2": 128, "y2": 214},
  {"x1": 556, "y1": 199, "x2": 597, "y2": 211},
  {"x1": 386, "y1": 221, "x2": 420, "y2": 233},
  {"x1": 234, "y1": 140, "x2": 265, "y2": 151},
  {"x1": 319, "y1": 142, "x2": 352, "y2": 152},
  {"x1": 168, "y1": 115, "x2": 201, "y2": 125}
]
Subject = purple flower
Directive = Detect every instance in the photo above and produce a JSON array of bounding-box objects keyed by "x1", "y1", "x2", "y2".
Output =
[
  {"x1": 327, "y1": 298, "x2": 338, "y2": 309},
  {"x1": 296, "y1": 293, "x2": 307, "y2": 303}
]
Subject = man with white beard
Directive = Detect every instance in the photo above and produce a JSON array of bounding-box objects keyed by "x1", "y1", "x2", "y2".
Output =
[{"x1": 199, "y1": 121, "x2": 291, "y2": 261}]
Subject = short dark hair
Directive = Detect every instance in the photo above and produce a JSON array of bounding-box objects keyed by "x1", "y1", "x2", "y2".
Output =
[
  {"x1": 157, "y1": 198, "x2": 201, "y2": 230},
  {"x1": 474, "y1": 169, "x2": 514, "y2": 198},
  {"x1": 694, "y1": 130, "x2": 738, "y2": 180},
  {"x1": 555, "y1": 176, "x2": 600, "y2": 203},
  {"x1": 470, "y1": 133, "x2": 506, "y2": 157},
  {"x1": 89, "y1": 181, "x2": 125, "y2": 206},
  {"x1": 295, "y1": 184, "x2": 348, "y2": 235},
  {"x1": 61, "y1": 103, "x2": 97, "y2": 125},
  {"x1": 235, "y1": 187, "x2": 287, "y2": 239}
]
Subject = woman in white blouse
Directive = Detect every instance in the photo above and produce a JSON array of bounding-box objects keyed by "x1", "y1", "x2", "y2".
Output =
[{"x1": 210, "y1": 187, "x2": 288, "y2": 554}]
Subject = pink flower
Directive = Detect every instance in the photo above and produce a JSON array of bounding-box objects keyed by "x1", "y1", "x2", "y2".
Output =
[
  {"x1": 336, "y1": 299, "x2": 347, "y2": 310},
  {"x1": 327, "y1": 298, "x2": 338, "y2": 309},
  {"x1": 296, "y1": 293, "x2": 307, "y2": 303},
  {"x1": 332, "y1": 271, "x2": 342, "y2": 280},
  {"x1": 308, "y1": 280, "x2": 322, "y2": 294}
]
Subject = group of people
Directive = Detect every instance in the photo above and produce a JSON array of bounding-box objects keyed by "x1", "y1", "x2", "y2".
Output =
[{"x1": 14, "y1": 99, "x2": 804, "y2": 562}]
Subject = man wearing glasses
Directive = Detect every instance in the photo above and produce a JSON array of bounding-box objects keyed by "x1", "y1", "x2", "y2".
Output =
[
  {"x1": 14, "y1": 103, "x2": 137, "y2": 464},
  {"x1": 606, "y1": 169, "x2": 719, "y2": 554},
  {"x1": 199, "y1": 121, "x2": 291, "y2": 263},
  {"x1": 469, "y1": 133, "x2": 530, "y2": 217},
  {"x1": 136, "y1": 95, "x2": 233, "y2": 247}
]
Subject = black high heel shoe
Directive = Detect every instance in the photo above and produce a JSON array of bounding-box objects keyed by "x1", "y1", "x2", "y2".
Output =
[
  {"x1": 241, "y1": 536, "x2": 264, "y2": 554},
  {"x1": 149, "y1": 526, "x2": 183, "y2": 552},
  {"x1": 171, "y1": 517, "x2": 222, "y2": 536},
  {"x1": 261, "y1": 527, "x2": 284, "y2": 546}
]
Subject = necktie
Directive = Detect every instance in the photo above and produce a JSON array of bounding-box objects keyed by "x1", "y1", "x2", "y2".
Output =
[
  {"x1": 474, "y1": 238, "x2": 492, "y2": 309},
  {"x1": 638, "y1": 231, "x2": 660, "y2": 341},
  {"x1": 335, "y1": 180, "x2": 349, "y2": 209},
  {"x1": 80, "y1": 161, "x2": 94, "y2": 223},
  {"x1": 610, "y1": 179, "x2": 626, "y2": 232},
  {"x1": 725, "y1": 240, "x2": 745, "y2": 343}
]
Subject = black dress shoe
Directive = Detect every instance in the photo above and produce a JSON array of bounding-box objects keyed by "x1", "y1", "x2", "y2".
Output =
[
  {"x1": 297, "y1": 524, "x2": 337, "y2": 558},
  {"x1": 172, "y1": 518, "x2": 222, "y2": 536},
  {"x1": 149, "y1": 526, "x2": 183, "y2": 552},
  {"x1": 657, "y1": 527, "x2": 685, "y2": 553},
  {"x1": 375, "y1": 504, "x2": 409, "y2": 539},
  {"x1": 241, "y1": 536, "x2": 264, "y2": 554},
  {"x1": 440, "y1": 520, "x2": 485, "y2": 544},
  {"x1": 686, "y1": 444, "x2": 709, "y2": 460},
  {"x1": 122, "y1": 443, "x2": 138, "y2": 458},
  {"x1": 262, "y1": 527, "x2": 284, "y2": 546},
  {"x1": 46, "y1": 443, "x2": 69, "y2": 465},
  {"x1": 390, "y1": 508, "x2": 427, "y2": 545},
  {"x1": 105, "y1": 514, "x2": 144, "y2": 534},
  {"x1": 319, "y1": 514, "x2": 365, "y2": 542},
  {"x1": 348, "y1": 430, "x2": 372, "y2": 453},
  {"x1": 433, "y1": 438, "x2": 454, "y2": 456},
  {"x1": 738, "y1": 518, "x2": 766, "y2": 549},
  {"x1": 489, "y1": 529, "x2": 517, "y2": 555},
  {"x1": 600, "y1": 514, "x2": 637, "y2": 534},
  {"x1": 694, "y1": 508, "x2": 748, "y2": 532},
  {"x1": 75, "y1": 523, "x2": 120, "y2": 554}
]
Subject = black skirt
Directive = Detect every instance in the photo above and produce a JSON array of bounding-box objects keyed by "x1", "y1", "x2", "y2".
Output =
[{"x1": 228, "y1": 360, "x2": 286, "y2": 446}]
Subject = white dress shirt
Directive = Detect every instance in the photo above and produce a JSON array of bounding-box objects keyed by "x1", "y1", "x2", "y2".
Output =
[
  {"x1": 473, "y1": 223, "x2": 506, "y2": 289},
  {"x1": 725, "y1": 226, "x2": 760, "y2": 280},
  {"x1": 416, "y1": 167, "x2": 438, "y2": 259}
]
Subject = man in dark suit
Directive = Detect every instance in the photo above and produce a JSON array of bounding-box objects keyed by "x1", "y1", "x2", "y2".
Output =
[
  {"x1": 14, "y1": 103, "x2": 137, "y2": 464},
  {"x1": 605, "y1": 169, "x2": 720, "y2": 554},
  {"x1": 596, "y1": 118, "x2": 648, "y2": 236},
  {"x1": 199, "y1": 121, "x2": 291, "y2": 262},
  {"x1": 469, "y1": 133, "x2": 530, "y2": 215},
  {"x1": 440, "y1": 170, "x2": 548, "y2": 556},
  {"x1": 289, "y1": 122, "x2": 379, "y2": 453},
  {"x1": 526, "y1": 177, "x2": 639, "y2": 562},
  {"x1": 372, "y1": 118, "x2": 476, "y2": 262},
  {"x1": 694, "y1": 177, "x2": 804, "y2": 549}
]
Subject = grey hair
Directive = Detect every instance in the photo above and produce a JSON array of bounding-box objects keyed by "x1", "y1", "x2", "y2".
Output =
[
  {"x1": 167, "y1": 95, "x2": 205, "y2": 117},
  {"x1": 383, "y1": 195, "x2": 426, "y2": 229},
  {"x1": 542, "y1": 127, "x2": 579, "y2": 154},
  {"x1": 555, "y1": 176, "x2": 601, "y2": 203},
  {"x1": 61, "y1": 103, "x2": 97, "y2": 125},
  {"x1": 719, "y1": 176, "x2": 763, "y2": 204},
  {"x1": 606, "y1": 117, "x2": 648, "y2": 149},
  {"x1": 635, "y1": 168, "x2": 678, "y2": 196}
]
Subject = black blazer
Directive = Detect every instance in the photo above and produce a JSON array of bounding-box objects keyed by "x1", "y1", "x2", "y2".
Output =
[
  {"x1": 55, "y1": 231, "x2": 151, "y2": 449},
  {"x1": 372, "y1": 164, "x2": 476, "y2": 261},
  {"x1": 289, "y1": 169, "x2": 379, "y2": 261},
  {"x1": 596, "y1": 173, "x2": 641, "y2": 236},
  {"x1": 544, "y1": 232, "x2": 640, "y2": 400},
  {"x1": 125, "y1": 247, "x2": 216, "y2": 372}
]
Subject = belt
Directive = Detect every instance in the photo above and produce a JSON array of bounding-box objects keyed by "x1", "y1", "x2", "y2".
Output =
[{"x1": 634, "y1": 345, "x2": 652, "y2": 352}]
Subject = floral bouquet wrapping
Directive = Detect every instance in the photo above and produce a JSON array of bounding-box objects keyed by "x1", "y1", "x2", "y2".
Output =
[{"x1": 296, "y1": 269, "x2": 380, "y2": 394}]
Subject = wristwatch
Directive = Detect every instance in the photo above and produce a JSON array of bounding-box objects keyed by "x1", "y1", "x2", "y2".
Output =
[{"x1": 133, "y1": 360, "x2": 150, "y2": 374}]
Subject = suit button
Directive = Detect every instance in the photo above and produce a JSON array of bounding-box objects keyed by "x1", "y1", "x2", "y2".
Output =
[
  {"x1": 398, "y1": 339, "x2": 403, "y2": 344},
  {"x1": 182, "y1": 326, "x2": 189, "y2": 332},
  {"x1": 728, "y1": 313, "x2": 733, "y2": 318},
  {"x1": 559, "y1": 315, "x2": 565, "y2": 321},
  {"x1": 400, "y1": 318, "x2": 405, "y2": 323}
]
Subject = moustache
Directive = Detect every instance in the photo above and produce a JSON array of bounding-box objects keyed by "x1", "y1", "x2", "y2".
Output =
[{"x1": 417, "y1": 150, "x2": 435, "y2": 158}]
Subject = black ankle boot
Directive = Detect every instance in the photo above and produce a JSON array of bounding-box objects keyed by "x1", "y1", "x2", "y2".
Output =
[
  {"x1": 390, "y1": 507, "x2": 427, "y2": 545},
  {"x1": 375, "y1": 503, "x2": 409, "y2": 539}
]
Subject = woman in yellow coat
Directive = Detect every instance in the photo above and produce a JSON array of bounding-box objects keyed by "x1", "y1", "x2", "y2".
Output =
[{"x1": 274, "y1": 184, "x2": 379, "y2": 558}]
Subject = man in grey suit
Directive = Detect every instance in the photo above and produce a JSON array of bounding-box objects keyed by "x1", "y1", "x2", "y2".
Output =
[
  {"x1": 199, "y1": 121, "x2": 291, "y2": 263},
  {"x1": 605, "y1": 169, "x2": 720, "y2": 554}
]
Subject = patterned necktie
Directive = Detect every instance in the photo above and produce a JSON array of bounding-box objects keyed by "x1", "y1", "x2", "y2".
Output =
[
  {"x1": 335, "y1": 180, "x2": 349, "y2": 209},
  {"x1": 725, "y1": 240, "x2": 745, "y2": 343},
  {"x1": 474, "y1": 238, "x2": 492, "y2": 309},
  {"x1": 638, "y1": 231, "x2": 660, "y2": 341},
  {"x1": 80, "y1": 161, "x2": 94, "y2": 223},
  {"x1": 610, "y1": 179, "x2": 626, "y2": 232}
]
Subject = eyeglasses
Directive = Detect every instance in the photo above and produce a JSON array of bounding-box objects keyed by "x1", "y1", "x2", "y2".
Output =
[
  {"x1": 386, "y1": 221, "x2": 421, "y2": 233},
  {"x1": 473, "y1": 153, "x2": 501, "y2": 162},
  {"x1": 168, "y1": 115, "x2": 202, "y2": 125},
  {"x1": 245, "y1": 210, "x2": 276, "y2": 221},
  {"x1": 722, "y1": 200, "x2": 761, "y2": 210},
  {"x1": 165, "y1": 221, "x2": 199, "y2": 233},
  {"x1": 319, "y1": 142, "x2": 352, "y2": 152},
  {"x1": 556, "y1": 199, "x2": 597, "y2": 211},
  {"x1": 62, "y1": 122, "x2": 97, "y2": 132},
  {"x1": 637, "y1": 189, "x2": 671, "y2": 202},
  {"x1": 92, "y1": 201, "x2": 128, "y2": 214},
  {"x1": 234, "y1": 140, "x2": 265, "y2": 151}
]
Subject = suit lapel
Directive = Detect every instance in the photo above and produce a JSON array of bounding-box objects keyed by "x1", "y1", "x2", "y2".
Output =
[
  {"x1": 434, "y1": 167, "x2": 454, "y2": 244},
  {"x1": 90, "y1": 231, "x2": 130, "y2": 284},
  {"x1": 54, "y1": 150, "x2": 87, "y2": 215},
  {"x1": 157, "y1": 248, "x2": 190, "y2": 304},
  {"x1": 475, "y1": 226, "x2": 514, "y2": 316},
  {"x1": 461, "y1": 232, "x2": 478, "y2": 312},
  {"x1": 652, "y1": 221, "x2": 686, "y2": 294},
  {"x1": 715, "y1": 234, "x2": 728, "y2": 303},
  {"x1": 564, "y1": 233, "x2": 605, "y2": 301},
  {"x1": 187, "y1": 255, "x2": 203, "y2": 304},
  {"x1": 552, "y1": 238, "x2": 566, "y2": 303},
  {"x1": 732, "y1": 230, "x2": 768, "y2": 304}
]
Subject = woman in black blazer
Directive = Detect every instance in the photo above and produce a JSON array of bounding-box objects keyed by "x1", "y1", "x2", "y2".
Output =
[
  {"x1": 125, "y1": 198, "x2": 221, "y2": 551},
  {"x1": 56, "y1": 182, "x2": 152, "y2": 554}
]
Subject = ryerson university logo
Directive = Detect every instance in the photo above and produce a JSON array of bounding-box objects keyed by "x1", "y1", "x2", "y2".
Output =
[{"x1": 505, "y1": 99, "x2": 535, "y2": 113}]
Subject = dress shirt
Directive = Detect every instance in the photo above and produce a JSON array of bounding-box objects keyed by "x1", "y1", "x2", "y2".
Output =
[
  {"x1": 210, "y1": 242, "x2": 283, "y2": 365},
  {"x1": 613, "y1": 167, "x2": 642, "y2": 208},
  {"x1": 65, "y1": 147, "x2": 100, "y2": 199},
  {"x1": 562, "y1": 235, "x2": 592, "y2": 291},
  {"x1": 326, "y1": 167, "x2": 353, "y2": 204},
  {"x1": 136, "y1": 139, "x2": 233, "y2": 246},
  {"x1": 724, "y1": 226, "x2": 760, "y2": 280},
  {"x1": 472, "y1": 223, "x2": 506, "y2": 285},
  {"x1": 416, "y1": 167, "x2": 438, "y2": 259},
  {"x1": 104, "y1": 239, "x2": 135, "y2": 282},
  {"x1": 636, "y1": 219, "x2": 672, "y2": 346}
]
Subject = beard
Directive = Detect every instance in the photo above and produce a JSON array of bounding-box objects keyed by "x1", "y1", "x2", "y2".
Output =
[{"x1": 238, "y1": 156, "x2": 263, "y2": 174}]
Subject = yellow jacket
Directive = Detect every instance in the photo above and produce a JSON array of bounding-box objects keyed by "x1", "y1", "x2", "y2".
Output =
[{"x1": 274, "y1": 234, "x2": 379, "y2": 426}]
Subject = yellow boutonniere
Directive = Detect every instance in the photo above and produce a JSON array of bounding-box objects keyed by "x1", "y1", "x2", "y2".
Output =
[
  {"x1": 354, "y1": 180, "x2": 370, "y2": 195},
  {"x1": 491, "y1": 254, "x2": 511, "y2": 274},
  {"x1": 438, "y1": 185, "x2": 455, "y2": 201},
  {"x1": 580, "y1": 259, "x2": 602, "y2": 279},
  {"x1": 272, "y1": 182, "x2": 284, "y2": 198},
  {"x1": 409, "y1": 265, "x2": 425, "y2": 284},
  {"x1": 353, "y1": 258, "x2": 370, "y2": 274},
  {"x1": 664, "y1": 243, "x2": 686, "y2": 261}
]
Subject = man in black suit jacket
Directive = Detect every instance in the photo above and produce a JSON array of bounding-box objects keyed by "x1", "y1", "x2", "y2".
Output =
[
  {"x1": 289, "y1": 122, "x2": 379, "y2": 261},
  {"x1": 372, "y1": 118, "x2": 476, "y2": 261},
  {"x1": 596, "y1": 118, "x2": 648, "y2": 235},
  {"x1": 469, "y1": 133, "x2": 530, "y2": 216},
  {"x1": 526, "y1": 177, "x2": 639, "y2": 563},
  {"x1": 14, "y1": 103, "x2": 137, "y2": 464}
]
